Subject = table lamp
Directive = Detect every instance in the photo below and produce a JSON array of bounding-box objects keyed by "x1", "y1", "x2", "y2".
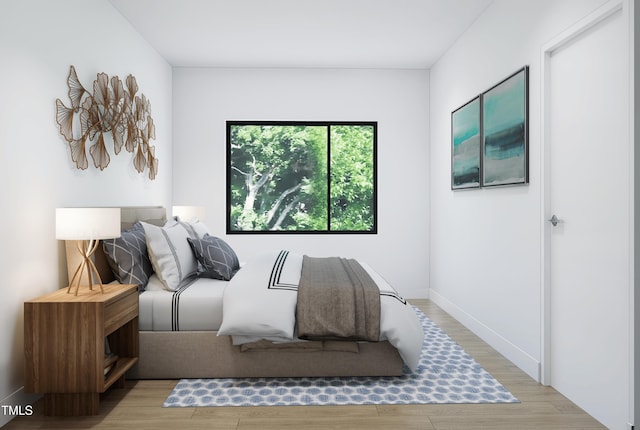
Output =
[
  {"x1": 172, "y1": 205, "x2": 205, "y2": 222},
  {"x1": 56, "y1": 208, "x2": 121, "y2": 295}
]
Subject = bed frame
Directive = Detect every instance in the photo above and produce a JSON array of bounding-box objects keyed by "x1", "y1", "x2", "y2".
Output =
[{"x1": 85, "y1": 206, "x2": 403, "y2": 379}]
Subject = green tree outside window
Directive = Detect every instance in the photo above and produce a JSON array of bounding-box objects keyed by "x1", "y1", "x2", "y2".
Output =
[{"x1": 227, "y1": 122, "x2": 377, "y2": 233}]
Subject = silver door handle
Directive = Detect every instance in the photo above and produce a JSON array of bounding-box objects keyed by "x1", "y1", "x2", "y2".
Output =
[{"x1": 549, "y1": 214, "x2": 560, "y2": 226}]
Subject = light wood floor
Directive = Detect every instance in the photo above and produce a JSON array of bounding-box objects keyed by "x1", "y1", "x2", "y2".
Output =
[{"x1": 5, "y1": 299, "x2": 606, "y2": 429}]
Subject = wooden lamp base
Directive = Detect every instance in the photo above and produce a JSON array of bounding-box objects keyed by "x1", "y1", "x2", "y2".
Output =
[{"x1": 67, "y1": 239, "x2": 105, "y2": 296}]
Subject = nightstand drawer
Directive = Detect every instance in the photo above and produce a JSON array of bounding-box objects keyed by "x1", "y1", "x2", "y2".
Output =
[{"x1": 104, "y1": 286, "x2": 138, "y2": 336}]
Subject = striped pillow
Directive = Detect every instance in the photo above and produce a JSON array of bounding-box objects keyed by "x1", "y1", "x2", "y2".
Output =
[{"x1": 141, "y1": 221, "x2": 199, "y2": 291}]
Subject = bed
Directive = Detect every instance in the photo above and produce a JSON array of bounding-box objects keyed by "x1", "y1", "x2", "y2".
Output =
[{"x1": 87, "y1": 207, "x2": 424, "y2": 379}]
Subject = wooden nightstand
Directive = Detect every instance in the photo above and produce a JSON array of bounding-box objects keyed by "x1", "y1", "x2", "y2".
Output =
[{"x1": 24, "y1": 283, "x2": 139, "y2": 416}]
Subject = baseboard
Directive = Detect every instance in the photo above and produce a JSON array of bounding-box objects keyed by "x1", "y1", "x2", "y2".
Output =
[
  {"x1": 429, "y1": 289, "x2": 541, "y2": 381},
  {"x1": 0, "y1": 387, "x2": 40, "y2": 428}
]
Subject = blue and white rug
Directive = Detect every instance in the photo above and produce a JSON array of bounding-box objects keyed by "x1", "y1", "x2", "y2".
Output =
[{"x1": 163, "y1": 308, "x2": 519, "y2": 407}]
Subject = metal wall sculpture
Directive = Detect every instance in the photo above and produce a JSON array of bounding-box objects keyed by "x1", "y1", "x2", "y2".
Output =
[{"x1": 55, "y1": 65, "x2": 158, "y2": 180}]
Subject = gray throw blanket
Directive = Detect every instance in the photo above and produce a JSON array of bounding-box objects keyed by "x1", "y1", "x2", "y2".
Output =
[{"x1": 296, "y1": 256, "x2": 381, "y2": 342}]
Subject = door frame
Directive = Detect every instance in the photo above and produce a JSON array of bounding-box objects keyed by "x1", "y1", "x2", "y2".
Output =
[
  {"x1": 539, "y1": 0, "x2": 634, "y2": 424},
  {"x1": 539, "y1": 0, "x2": 624, "y2": 386}
]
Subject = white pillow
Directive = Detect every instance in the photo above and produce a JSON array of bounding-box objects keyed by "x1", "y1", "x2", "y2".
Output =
[
  {"x1": 184, "y1": 217, "x2": 209, "y2": 239},
  {"x1": 173, "y1": 215, "x2": 209, "y2": 239},
  {"x1": 141, "y1": 221, "x2": 199, "y2": 291}
]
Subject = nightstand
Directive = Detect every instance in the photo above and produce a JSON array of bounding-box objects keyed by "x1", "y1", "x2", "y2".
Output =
[{"x1": 24, "y1": 283, "x2": 139, "y2": 416}]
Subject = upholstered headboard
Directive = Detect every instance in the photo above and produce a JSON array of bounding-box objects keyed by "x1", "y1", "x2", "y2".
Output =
[
  {"x1": 119, "y1": 206, "x2": 167, "y2": 231},
  {"x1": 64, "y1": 206, "x2": 167, "y2": 285}
]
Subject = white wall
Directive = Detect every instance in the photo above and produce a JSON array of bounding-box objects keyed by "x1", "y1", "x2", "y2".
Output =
[
  {"x1": 430, "y1": 0, "x2": 611, "y2": 380},
  {"x1": 635, "y1": 0, "x2": 640, "y2": 425},
  {"x1": 0, "y1": 0, "x2": 172, "y2": 426},
  {"x1": 173, "y1": 67, "x2": 429, "y2": 300}
]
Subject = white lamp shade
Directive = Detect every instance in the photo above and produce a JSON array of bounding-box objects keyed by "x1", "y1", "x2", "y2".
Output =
[
  {"x1": 173, "y1": 205, "x2": 205, "y2": 222},
  {"x1": 56, "y1": 208, "x2": 121, "y2": 240}
]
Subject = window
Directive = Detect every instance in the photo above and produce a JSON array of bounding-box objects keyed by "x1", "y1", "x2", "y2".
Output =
[{"x1": 227, "y1": 121, "x2": 377, "y2": 234}]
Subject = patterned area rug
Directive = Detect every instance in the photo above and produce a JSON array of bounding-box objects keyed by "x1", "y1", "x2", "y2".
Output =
[{"x1": 163, "y1": 308, "x2": 519, "y2": 407}]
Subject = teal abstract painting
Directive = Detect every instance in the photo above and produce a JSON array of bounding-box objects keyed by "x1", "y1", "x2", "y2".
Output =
[
  {"x1": 482, "y1": 67, "x2": 528, "y2": 186},
  {"x1": 451, "y1": 97, "x2": 481, "y2": 189}
]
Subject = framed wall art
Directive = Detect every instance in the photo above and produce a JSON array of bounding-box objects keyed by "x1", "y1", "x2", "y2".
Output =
[
  {"x1": 481, "y1": 66, "x2": 529, "y2": 187},
  {"x1": 451, "y1": 96, "x2": 481, "y2": 190},
  {"x1": 451, "y1": 66, "x2": 529, "y2": 190}
]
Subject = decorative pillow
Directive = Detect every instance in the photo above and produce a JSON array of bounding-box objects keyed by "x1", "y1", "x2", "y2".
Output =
[
  {"x1": 141, "y1": 220, "x2": 199, "y2": 291},
  {"x1": 189, "y1": 219, "x2": 209, "y2": 238},
  {"x1": 175, "y1": 216, "x2": 209, "y2": 239},
  {"x1": 102, "y1": 222, "x2": 153, "y2": 291},
  {"x1": 187, "y1": 234, "x2": 240, "y2": 281}
]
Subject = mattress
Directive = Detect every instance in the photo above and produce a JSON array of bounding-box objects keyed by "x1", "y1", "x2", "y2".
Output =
[{"x1": 139, "y1": 275, "x2": 227, "y2": 331}]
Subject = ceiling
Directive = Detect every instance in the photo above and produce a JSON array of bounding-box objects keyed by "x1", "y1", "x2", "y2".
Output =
[{"x1": 108, "y1": 0, "x2": 492, "y2": 69}]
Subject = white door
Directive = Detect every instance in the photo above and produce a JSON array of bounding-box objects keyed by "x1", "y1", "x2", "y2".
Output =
[{"x1": 547, "y1": 6, "x2": 630, "y2": 430}]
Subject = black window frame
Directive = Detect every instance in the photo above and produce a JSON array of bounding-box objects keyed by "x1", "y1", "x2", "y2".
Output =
[{"x1": 226, "y1": 120, "x2": 378, "y2": 234}]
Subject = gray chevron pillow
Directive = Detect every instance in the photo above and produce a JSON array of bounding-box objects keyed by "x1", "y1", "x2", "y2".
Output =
[
  {"x1": 102, "y1": 222, "x2": 154, "y2": 290},
  {"x1": 187, "y1": 234, "x2": 239, "y2": 281}
]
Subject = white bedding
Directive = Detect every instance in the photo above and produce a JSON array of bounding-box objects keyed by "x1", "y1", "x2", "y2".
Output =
[
  {"x1": 218, "y1": 250, "x2": 425, "y2": 372},
  {"x1": 139, "y1": 274, "x2": 227, "y2": 331}
]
